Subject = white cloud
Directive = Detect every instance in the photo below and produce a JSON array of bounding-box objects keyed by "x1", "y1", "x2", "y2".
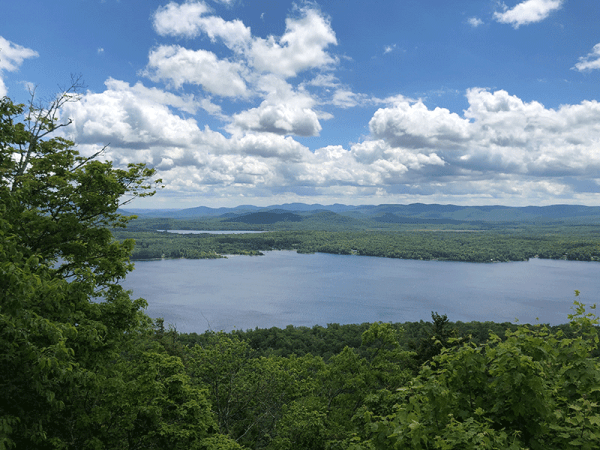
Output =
[
  {"x1": 152, "y1": 1, "x2": 338, "y2": 78},
  {"x1": 468, "y1": 17, "x2": 484, "y2": 27},
  {"x1": 194, "y1": 15, "x2": 252, "y2": 50},
  {"x1": 230, "y1": 102, "x2": 322, "y2": 137},
  {"x1": 62, "y1": 79, "x2": 205, "y2": 152},
  {"x1": 383, "y1": 44, "x2": 396, "y2": 54},
  {"x1": 331, "y1": 89, "x2": 362, "y2": 108},
  {"x1": 228, "y1": 76, "x2": 324, "y2": 136},
  {"x1": 494, "y1": 0, "x2": 563, "y2": 28},
  {"x1": 64, "y1": 80, "x2": 600, "y2": 205},
  {"x1": 369, "y1": 88, "x2": 600, "y2": 181},
  {"x1": 306, "y1": 73, "x2": 338, "y2": 88},
  {"x1": 105, "y1": 78, "x2": 201, "y2": 114},
  {"x1": 233, "y1": 133, "x2": 311, "y2": 160},
  {"x1": 143, "y1": 45, "x2": 248, "y2": 97},
  {"x1": 152, "y1": 1, "x2": 212, "y2": 38},
  {"x1": 147, "y1": 4, "x2": 340, "y2": 112},
  {"x1": 248, "y1": 8, "x2": 337, "y2": 77},
  {"x1": 573, "y1": 43, "x2": 600, "y2": 72},
  {"x1": 154, "y1": 1, "x2": 251, "y2": 50},
  {"x1": 0, "y1": 36, "x2": 39, "y2": 72},
  {"x1": 303, "y1": 74, "x2": 376, "y2": 108},
  {"x1": 369, "y1": 101, "x2": 471, "y2": 149},
  {"x1": 0, "y1": 36, "x2": 38, "y2": 97}
]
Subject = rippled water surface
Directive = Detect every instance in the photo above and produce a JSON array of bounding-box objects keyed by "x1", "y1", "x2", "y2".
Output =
[{"x1": 121, "y1": 252, "x2": 600, "y2": 332}]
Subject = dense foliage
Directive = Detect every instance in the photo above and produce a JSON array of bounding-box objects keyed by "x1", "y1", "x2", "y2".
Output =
[
  {"x1": 154, "y1": 306, "x2": 600, "y2": 450},
  {"x1": 2, "y1": 91, "x2": 599, "y2": 449},
  {"x1": 0, "y1": 94, "x2": 237, "y2": 449}
]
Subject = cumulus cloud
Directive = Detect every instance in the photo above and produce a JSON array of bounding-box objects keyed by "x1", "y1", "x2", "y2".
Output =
[
  {"x1": 233, "y1": 133, "x2": 312, "y2": 160},
  {"x1": 248, "y1": 7, "x2": 337, "y2": 77},
  {"x1": 369, "y1": 101, "x2": 471, "y2": 149},
  {"x1": 494, "y1": 0, "x2": 563, "y2": 28},
  {"x1": 152, "y1": 1, "x2": 212, "y2": 38},
  {"x1": 228, "y1": 77, "x2": 324, "y2": 136},
  {"x1": 230, "y1": 102, "x2": 322, "y2": 137},
  {"x1": 143, "y1": 45, "x2": 248, "y2": 97},
  {"x1": 105, "y1": 78, "x2": 201, "y2": 114},
  {"x1": 62, "y1": 79, "x2": 204, "y2": 152},
  {"x1": 0, "y1": 36, "x2": 38, "y2": 97},
  {"x1": 154, "y1": 1, "x2": 251, "y2": 50},
  {"x1": 195, "y1": 15, "x2": 252, "y2": 50},
  {"x1": 370, "y1": 89, "x2": 600, "y2": 181},
  {"x1": 144, "y1": 3, "x2": 342, "y2": 135},
  {"x1": 152, "y1": 3, "x2": 336, "y2": 79},
  {"x1": 573, "y1": 43, "x2": 600, "y2": 72}
]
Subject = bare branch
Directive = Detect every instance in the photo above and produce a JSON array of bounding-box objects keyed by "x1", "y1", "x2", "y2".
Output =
[{"x1": 11, "y1": 77, "x2": 86, "y2": 187}]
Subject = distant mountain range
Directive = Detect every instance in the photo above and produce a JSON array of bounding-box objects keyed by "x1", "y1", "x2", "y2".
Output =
[{"x1": 121, "y1": 203, "x2": 600, "y2": 226}]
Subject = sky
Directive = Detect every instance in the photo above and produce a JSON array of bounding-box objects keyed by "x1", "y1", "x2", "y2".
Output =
[{"x1": 2, "y1": 0, "x2": 600, "y2": 208}]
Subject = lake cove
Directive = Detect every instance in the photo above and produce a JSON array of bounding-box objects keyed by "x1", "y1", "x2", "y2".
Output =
[{"x1": 121, "y1": 251, "x2": 600, "y2": 333}]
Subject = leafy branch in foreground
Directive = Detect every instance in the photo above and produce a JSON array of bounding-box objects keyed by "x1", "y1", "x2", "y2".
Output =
[
  {"x1": 0, "y1": 90, "x2": 226, "y2": 449},
  {"x1": 1, "y1": 90, "x2": 161, "y2": 285}
]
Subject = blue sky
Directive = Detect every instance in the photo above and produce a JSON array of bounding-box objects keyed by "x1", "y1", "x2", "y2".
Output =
[{"x1": 2, "y1": 0, "x2": 600, "y2": 207}]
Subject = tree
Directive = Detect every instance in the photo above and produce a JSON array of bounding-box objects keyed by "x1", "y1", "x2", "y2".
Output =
[
  {"x1": 188, "y1": 332, "x2": 311, "y2": 448},
  {"x1": 0, "y1": 88, "x2": 204, "y2": 448},
  {"x1": 413, "y1": 312, "x2": 464, "y2": 364},
  {"x1": 362, "y1": 302, "x2": 600, "y2": 450},
  {"x1": 2, "y1": 82, "x2": 159, "y2": 286}
]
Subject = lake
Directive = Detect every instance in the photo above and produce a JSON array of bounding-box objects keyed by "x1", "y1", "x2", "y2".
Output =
[
  {"x1": 157, "y1": 230, "x2": 266, "y2": 234},
  {"x1": 121, "y1": 251, "x2": 600, "y2": 333}
]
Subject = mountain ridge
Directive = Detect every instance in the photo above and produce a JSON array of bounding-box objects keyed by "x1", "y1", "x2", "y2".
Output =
[{"x1": 121, "y1": 203, "x2": 600, "y2": 223}]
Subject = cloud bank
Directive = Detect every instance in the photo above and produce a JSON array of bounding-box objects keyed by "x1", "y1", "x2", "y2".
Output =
[{"x1": 63, "y1": 77, "x2": 600, "y2": 206}]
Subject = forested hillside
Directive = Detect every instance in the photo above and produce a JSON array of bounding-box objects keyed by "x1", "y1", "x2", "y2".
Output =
[
  {"x1": 116, "y1": 201, "x2": 600, "y2": 263},
  {"x1": 114, "y1": 227, "x2": 600, "y2": 263},
  {"x1": 2, "y1": 93, "x2": 600, "y2": 449}
]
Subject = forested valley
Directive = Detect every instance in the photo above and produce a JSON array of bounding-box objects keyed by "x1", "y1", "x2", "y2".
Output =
[{"x1": 2, "y1": 90, "x2": 600, "y2": 450}]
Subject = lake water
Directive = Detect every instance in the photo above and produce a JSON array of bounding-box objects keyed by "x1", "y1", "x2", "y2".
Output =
[
  {"x1": 121, "y1": 251, "x2": 600, "y2": 333},
  {"x1": 157, "y1": 230, "x2": 265, "y2": 234}
]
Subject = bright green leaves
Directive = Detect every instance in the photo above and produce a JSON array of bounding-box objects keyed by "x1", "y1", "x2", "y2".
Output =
[
  {"x1": 0, "y1": 92, "x2": 166, "y2": 448},
  {"x1": 113, "y1": 351, "x2": 215, "y2": 449},
  {"x1": 361, "y1": 304, "x2": 600, "y2": 450},
  {"x1": 0, "y1": 96, "x2": 160, "y2": 289},
  {"x1": 0, "y1": 235, "x2": 78, "y2": 448},
  {"x1": 549, "y1": 397, "x2": 600, "y2": 450},
  {"x1": 268, "y1": 401, "x2": 327, "y2": 450}
]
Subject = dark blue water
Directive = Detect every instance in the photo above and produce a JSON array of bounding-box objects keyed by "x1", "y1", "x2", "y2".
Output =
[{"x1": 121, "y1": 251, "x2": 600, "y2": 333}]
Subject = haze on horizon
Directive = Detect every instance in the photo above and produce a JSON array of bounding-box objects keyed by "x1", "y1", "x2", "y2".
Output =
[{"x1": 2, "y1": 0, "x2": 600, "y2": 209}]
